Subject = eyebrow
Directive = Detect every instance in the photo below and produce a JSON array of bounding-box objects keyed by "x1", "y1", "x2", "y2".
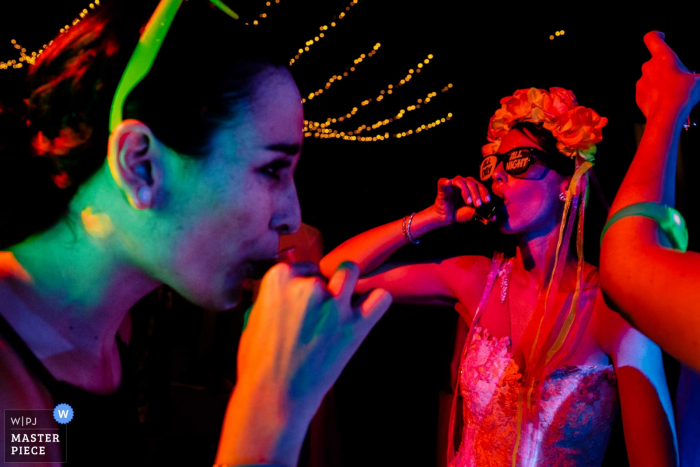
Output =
[{"x1": 266, "y1": 143, "x2": 301, "y2": 156}]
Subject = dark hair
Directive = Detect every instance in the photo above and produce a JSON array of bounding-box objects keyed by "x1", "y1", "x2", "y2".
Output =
[
  {"x1": 0, "y1": 0, "x2": 290, "y2": 249},
  {"x1": 510, "y1": 121, "x2": 575, "y2": 177}
]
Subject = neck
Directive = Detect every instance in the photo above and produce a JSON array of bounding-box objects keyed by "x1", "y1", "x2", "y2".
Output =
[
  {"x1": 0, "y1": 202, "x2": 159, "y2": 393},
  {"x1": 514, "y1": 221, "x2": 576, "y2": 291}
]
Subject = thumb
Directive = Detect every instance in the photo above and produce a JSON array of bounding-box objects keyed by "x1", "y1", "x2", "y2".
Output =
[
  {"x1": 438, "y1": 178, "x2": 453, "y2": 193},
  {"x1": 455, "y1": 206, "x2": 476, "y2": 223},
  {"x1": 643, "y1": 31, "x2": 670, "y2": 58}
]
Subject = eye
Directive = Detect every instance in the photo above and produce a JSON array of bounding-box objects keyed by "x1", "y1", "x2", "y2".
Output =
[{"x1": 259, "y1": 159, "x2": 292, "y2": 180}]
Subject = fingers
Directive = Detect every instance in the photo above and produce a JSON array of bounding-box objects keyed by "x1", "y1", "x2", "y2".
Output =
[
  {"x1": 356, "y1": 288, "x2": 392, "y2": 319},
  {"x1": 260, "y1": 262, "x2": 293, "y2": 289},
  {"x1": 438, "y1": 177, "x2": 452, "y2": 193},
  {"x1": 289, "y1": 261, "x2": 322, "y2": 278},
  {"x1": 477, "y1": 181, "x2": 492, "y2": 204},
  {"x1": 643, "y1": 31, "x2": 668, "y2": 58},
  {"x1": 327, "y1": 262, "x2": 360, "y2": 303},
  {"x1": 455, "y1": 206, "x2": 476, "y2": 223},
  {"x1": 642, "y1": 31, "x2": 690, "y2": 73},
  {"x1": 464, "y1": 178, "x2": 485, "y2": 207},
  {"x1": 451, "y1": 177, "x2": 471, "y2": 204}
]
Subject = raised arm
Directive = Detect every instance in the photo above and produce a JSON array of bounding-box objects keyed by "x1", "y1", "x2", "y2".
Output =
[
  {"x1": 320, "y1": 176, "x2": 490, "y2": 276},
  {"x1": 320, "y1": 176, "x2": 493, "y2": 308},
  {"x1": 599, "y1": 31, "x2": 700, "y2": 372},
  {"x1": 595, "y1": 292, "x2": 678, "y2": 467}
]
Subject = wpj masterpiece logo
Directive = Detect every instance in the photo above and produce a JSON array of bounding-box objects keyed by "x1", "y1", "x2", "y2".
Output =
[{"x1": 4, "y1": 404, "x2": 72, "y2": 463}]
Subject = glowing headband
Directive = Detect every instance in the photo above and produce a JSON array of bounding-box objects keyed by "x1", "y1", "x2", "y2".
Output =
[{"x1": 109, "y1": 0, "x2": 239, "y2": 133}]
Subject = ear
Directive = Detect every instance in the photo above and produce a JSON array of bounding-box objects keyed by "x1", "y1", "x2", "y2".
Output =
[
  {"x1": 558, "y1": 174, "x2": 573, "y2": 197},
  {"x1": 107, "y1": 119, "x2": 163, "y2": 210}
]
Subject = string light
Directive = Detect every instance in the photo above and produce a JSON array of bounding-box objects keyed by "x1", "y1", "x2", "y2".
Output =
[
  {"x1": 305, "y1": 83, "x2": 452, "y2": 136},
  {"x1": 2, "y1": 0, "x2": 454, "y2": 142},
  {"x1": 305, "y1": 113, "x2": 453, "y2": 141},
  {"x1": 550, "y1": 29, "x2": 565, "y2": 40},
  {"x1": 300, "y1": 43, "x2": 381, "y2": 104},
  {"x1": 1, "y1": 1, "x2": 100, "y2": 71},
  {"x1": 305, "y1": 54, "x2": 436, "y2": 127},
  {"x1": 289, "y1": 0, "x2": 359, "y2": 66},
  {"x1": 245, "y1": 0, "x2": 281, "y2": 26}
]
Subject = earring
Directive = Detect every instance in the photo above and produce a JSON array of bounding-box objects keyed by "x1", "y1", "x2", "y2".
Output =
[
  {"x1": 138, "y1": 186, "x2": 152, "y2": 204},
  {"x1": 558, "y1": 192, "x2": 567, "y2": 202}
]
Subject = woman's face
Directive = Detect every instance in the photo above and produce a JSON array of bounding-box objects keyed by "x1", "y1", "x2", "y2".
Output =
[
  {"x1": 490, "y1": 129, "x2": 570, "y2": 236},
  {"x1": 154, "y1": 68, "x2": 303, "y2": 310}
]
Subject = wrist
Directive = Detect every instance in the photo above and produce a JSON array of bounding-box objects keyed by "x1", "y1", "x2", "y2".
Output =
[
  {"x1": 425, "y1": 205, "x2": 453, "y2": 228},
  {"x1": 646, "y1": 107, "x2": 691, "y2": 132},
  {"x1": 216, "y1": 381, "x2": 306, "y2": 467}
]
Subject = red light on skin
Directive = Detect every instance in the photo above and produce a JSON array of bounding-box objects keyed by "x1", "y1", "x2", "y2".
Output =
[{"x1": 0, "y1": 252, "x2": 33, "y2": 283}]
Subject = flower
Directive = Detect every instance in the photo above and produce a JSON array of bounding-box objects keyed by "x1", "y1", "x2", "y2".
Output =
[
  {"x1": 481, "y1": 87, "x2": 607, "y2": 162},
  {"x1": 545, "y1": 87, "x2": 578, "y2": 115},
  {"x1": 550, "y1": 106, "x2": 608, "y2": 161}
]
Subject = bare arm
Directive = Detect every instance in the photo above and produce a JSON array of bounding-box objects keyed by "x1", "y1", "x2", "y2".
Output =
[
  {"x1": 320, "y1": 206, "x2": 450, "y2": 276},
  {"x1": 596, "y1": 292, "x2": 678, "y2": 466},
  {"x1": 320, "y1": 176, "x2": 493, "y2": 309},
  {"x1": 320, "y1": 176, "x2": 491, "y2": 277},
  {"x1": 599, "y1": 31, "x2": 700, "y2": 372}
]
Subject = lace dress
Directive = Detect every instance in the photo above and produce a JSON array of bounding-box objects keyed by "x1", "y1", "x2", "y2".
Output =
[
  {"x1": 448, "y1": 250, "x2": 619, "y2": 467},
  {"x1": 449, "y1": 325, "x2": 619, "y2": 467}
]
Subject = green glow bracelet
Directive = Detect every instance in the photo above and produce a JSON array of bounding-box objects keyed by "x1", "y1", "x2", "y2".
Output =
[{"x1": 600, "y1": 202, "x2": 688, "y2": 252}]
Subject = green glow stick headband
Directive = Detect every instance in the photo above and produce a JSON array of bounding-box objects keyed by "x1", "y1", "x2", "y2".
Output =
[{"x1": 109, "y1": 0, "x2": 239, "y2": 133}]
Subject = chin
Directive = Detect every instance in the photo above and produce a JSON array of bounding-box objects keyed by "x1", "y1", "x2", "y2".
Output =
[
  {"x1": 173, "y1": 281, "x2": 244, "y2": 312},
  {"x1": 497, "y1": 220, "x2": 518, "y2": 235}
]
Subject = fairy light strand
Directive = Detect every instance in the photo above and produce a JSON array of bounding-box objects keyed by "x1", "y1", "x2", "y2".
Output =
[
  {"x1": 305, "y1": 83, "x2": 453, "y2": 137},
  {"x1": 245, "y1": 0, "x2": 281, "y2": 26},
  {"x1": 1, "y1": 0, "x2": 100, "y2": 71},
  {"x1": 305, "y1": 113, "x2": 453, "y2": 141},
  {"x1": 301, "y1": 43, "x2": 381, "y2": 104},
  {"x1": 306, "y1": 53, "x2": 436, "y2": 127},
  {"x1": 290, "y1": 0, "x2": 359, "y2": 66},
  {"x1": 2, "y1": 0, "x2": 454, "y2": 142}
]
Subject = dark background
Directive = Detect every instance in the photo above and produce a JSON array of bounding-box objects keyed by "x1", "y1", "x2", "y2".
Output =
[{"x1": 3, "y1": 1, "x2": 700, "y2": 466}]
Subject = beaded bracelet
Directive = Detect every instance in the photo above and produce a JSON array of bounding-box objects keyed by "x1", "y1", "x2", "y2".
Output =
[{"x1": 600, "y1": 202, "x2": 688, "y2": 252}]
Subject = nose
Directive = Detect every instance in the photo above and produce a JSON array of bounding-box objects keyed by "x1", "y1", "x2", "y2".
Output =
[
  {"x1": 270, "y1": 182, "x2": 302, "y2": 235},
  {"x1": 491, "y1": 161, "x2": 507, "y2": 192}
]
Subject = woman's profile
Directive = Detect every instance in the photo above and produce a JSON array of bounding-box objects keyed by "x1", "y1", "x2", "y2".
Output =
[{"x1": 0, "y1": 1, "x2": 391, "y2": 466}]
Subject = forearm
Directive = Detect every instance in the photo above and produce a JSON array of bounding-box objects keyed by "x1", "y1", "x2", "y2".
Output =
[
  {"x1": 600, "y1": 108, "x2": 697, "y2": 349},
  {"x1": 320, "y1": 206, "x2": 447, "y2": 277},
  {"x1": 215, "y1": 381, "x2": 308, "y2": 467},
  {"x1": 601, "y1": 111, "x2": 686, "y2": 323},
  {"x1": 609, "y1": 110, "x2": 686, "y2": 214}
]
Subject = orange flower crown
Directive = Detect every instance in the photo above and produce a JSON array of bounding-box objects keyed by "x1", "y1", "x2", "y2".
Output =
[{"x1": 482, "y1": 87, "x2": 608, "y2": 162}]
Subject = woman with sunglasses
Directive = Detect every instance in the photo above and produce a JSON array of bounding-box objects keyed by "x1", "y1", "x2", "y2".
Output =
[
  {"x1": 322, "y1": 87, "x2": 678, "y2": 466},
  {"x1": 0, "y1": 1, "x2": 391, "y2": 466}
]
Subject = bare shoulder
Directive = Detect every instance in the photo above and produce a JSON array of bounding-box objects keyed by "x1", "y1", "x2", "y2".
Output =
[
  {"x1": 0, "y1": 334, "x2": 53, "y2": 411},
  {"x1": 437, "y1": 255, "x2": 492, "y2": 287},
  {"x1": 437, "y1": 255, "x2": 492, "y2": 320}
]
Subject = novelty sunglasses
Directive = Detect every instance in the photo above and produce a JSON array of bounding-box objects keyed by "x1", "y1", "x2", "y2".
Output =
[
  {"x1": 479, "y1": 147, "x2": 550, "y2": 181},
  {"x1": 109, "y1": 0, "x2": 239, "y2": 133}
]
